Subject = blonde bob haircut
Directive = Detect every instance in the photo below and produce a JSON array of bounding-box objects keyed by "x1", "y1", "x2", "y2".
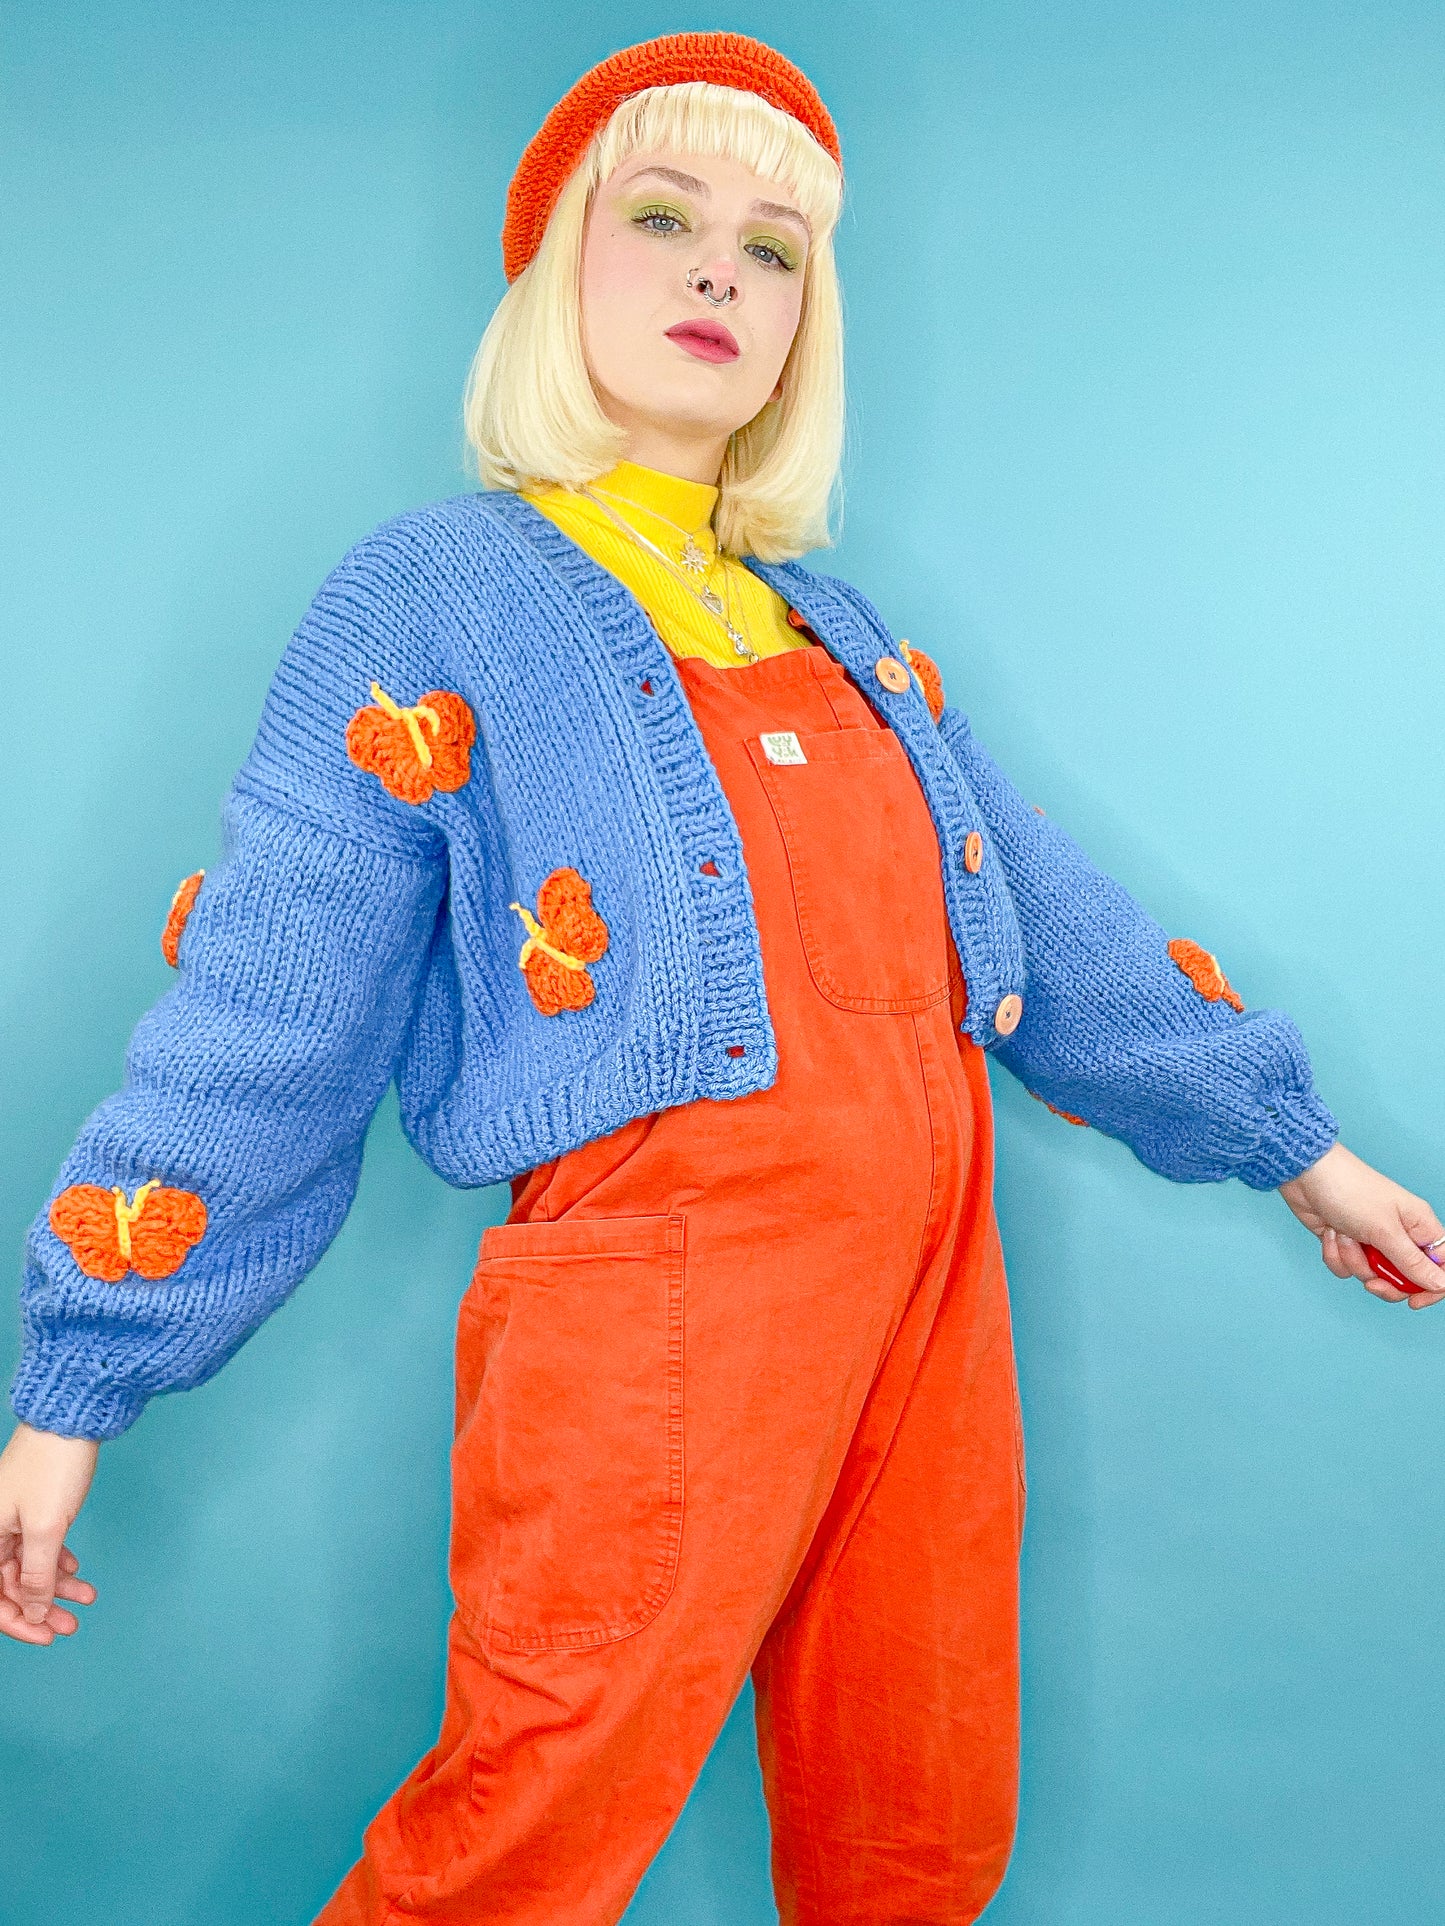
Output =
[{"x1": 464, "y1": 80, "x2": 845, "y2": 561}]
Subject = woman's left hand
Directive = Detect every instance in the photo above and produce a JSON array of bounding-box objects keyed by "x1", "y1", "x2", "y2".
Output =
[{"x1": 1279, "y1": 1141, "x2": 1445, "y2": 1308}]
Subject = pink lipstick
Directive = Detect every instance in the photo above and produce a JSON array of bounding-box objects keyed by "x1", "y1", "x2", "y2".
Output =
[{"x1": 665, "y1": 319, "x2": 740, "y2": 363}]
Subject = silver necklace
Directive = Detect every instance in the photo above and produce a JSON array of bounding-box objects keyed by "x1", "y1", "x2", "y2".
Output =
[
  {"x1": 585, "y1": 482, "x2": 713, "y2": 576},
  {"x1": 579, "y1": 485, "x2": 759, "y2": 662}
]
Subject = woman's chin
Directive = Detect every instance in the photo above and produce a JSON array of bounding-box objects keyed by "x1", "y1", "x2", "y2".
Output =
[{"x1": 602, "y1": 373, "x2": 773, "y2": 440}]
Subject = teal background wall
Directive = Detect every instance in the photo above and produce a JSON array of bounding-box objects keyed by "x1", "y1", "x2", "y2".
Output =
[{"x1": 3, "y1": 2, "x2": 1442, "y2": 1920}]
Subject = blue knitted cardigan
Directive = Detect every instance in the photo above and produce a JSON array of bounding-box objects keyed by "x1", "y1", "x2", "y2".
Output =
[{"x1": 11, "y1": 490, "x2": 1338, "y2": 1439}]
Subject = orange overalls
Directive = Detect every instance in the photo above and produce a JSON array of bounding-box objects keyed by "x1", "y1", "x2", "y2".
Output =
[{"x1": 316, "y1": 638, "x2": 1026, "y2": 1926}]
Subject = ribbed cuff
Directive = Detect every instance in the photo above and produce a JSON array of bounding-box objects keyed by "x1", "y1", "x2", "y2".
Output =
[
  {"x1": 8, "y1": 1344, "x2": 147, "y2": 1442},
  {"x1": 1236, "y1": 1089, "x2": 1340, "y2": 1191}
]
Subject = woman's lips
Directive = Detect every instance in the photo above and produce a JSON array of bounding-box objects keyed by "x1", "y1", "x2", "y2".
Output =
[{"x1": 665, "y1": 319, "x2": 740, "y2": 363}]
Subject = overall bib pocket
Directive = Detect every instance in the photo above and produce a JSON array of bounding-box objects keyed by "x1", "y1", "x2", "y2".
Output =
[
  {"x1": 749, "y1": 727, "x2": 953, "y2": 1013},
  {"x1": 451, "y1": 1212, "x2": 685, "y2": 1655}
]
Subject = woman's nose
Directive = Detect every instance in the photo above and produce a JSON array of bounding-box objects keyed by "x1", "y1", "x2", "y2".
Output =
[{"x1": 687, "y1": 254, "x2": 741, "y2": 307}]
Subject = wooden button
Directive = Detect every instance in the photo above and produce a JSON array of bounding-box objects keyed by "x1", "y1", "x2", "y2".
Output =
[
  {"x1": 875, "y1": 655, "x2": 911, "y2": 693},
  {"x1": 993, "y1": 993, "x2": 1023, "y2": 1036},
  {"x1": 963, "y1": 831, "x2": 984, "y2": 873}
]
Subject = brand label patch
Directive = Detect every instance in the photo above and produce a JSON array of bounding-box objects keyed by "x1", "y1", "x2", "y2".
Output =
[{"x1": 760, "y1": 730, "x2": 807, "y2": 765}]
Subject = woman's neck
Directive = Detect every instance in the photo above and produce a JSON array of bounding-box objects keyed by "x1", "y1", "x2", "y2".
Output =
[{"x1": 612, "y1": 422, "x2": 727, "y2": 487}]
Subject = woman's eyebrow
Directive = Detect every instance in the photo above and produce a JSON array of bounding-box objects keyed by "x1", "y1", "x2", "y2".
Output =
[
  {"x1": 625, "y1": 164, "x2": 710, "y2": 195},
  {"x1": 622, "y1": 165, "x2": 811, "y2": 237},
  {"x1": 751, "y1": 198, "x2": 811, "y2": 237}
]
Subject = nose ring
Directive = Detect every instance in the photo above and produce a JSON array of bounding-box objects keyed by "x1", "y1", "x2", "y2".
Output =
[{"x1": 687, "y1": 267, "x2": 736, "y2": 308}]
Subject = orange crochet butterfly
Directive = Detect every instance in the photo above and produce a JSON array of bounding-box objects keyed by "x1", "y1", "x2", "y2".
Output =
[
  {"x1": 161, "y1": 870, "x2": 204, "y2": 967},
  {"x1": 345, "y1": 681, "x2": 476, "y2": 804},
  {"x1": 49, "y1": 1179, "x2": 208, "y2": 1284},
  {"x1": 898, "y1": 640, "x2": 945, "y2": 723},
  {"x1": 1168, "y1": 937, "x2": 1245, "y2": 1012},
  {"x1": 510, "y1": 867, "x2": 610, "y2": 1016}
]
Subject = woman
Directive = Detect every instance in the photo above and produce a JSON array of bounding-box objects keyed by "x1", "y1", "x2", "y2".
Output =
[{"x1": 3, "y1": 30, "x2": 1440, "y2": 1926}]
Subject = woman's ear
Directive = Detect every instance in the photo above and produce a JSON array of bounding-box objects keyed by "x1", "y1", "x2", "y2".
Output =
[{"x1": 769, "y1": 377, "x2": 784, "y2": 402}]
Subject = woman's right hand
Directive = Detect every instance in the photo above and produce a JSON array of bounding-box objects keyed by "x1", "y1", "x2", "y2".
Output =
[{"x1": 0, "y1": 1421, "x2": 100, "y2": 1645}]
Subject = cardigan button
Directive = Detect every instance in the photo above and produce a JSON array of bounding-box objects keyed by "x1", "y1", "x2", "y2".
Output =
[
  {"x1": 875, "y1": 655, "x2": 911, "y2": 694},
  {"x1": 993, "y1": 993, "x2": 1023, "y2": 1036},
  {"x1": 963, "y1": 831, "x2": 984, "y2": 873}
]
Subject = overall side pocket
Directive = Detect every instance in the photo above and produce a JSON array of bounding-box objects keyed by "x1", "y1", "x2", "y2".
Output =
[{"x1": 451, "y1": 1213, "x2": 685, "y2": 1655}]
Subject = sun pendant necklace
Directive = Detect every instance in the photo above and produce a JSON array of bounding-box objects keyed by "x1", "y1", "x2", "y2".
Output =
[
  {"x1": 585, "y1": 482, "x2": 714, "y2": 577},
  {"x1": 579, "y1": 485, "x2": 759, "y2": 662}
]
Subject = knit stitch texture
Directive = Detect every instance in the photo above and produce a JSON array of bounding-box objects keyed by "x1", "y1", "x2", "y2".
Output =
[{"x1": 10, "y1": 490, "x2": 1338, "y2": 1439}]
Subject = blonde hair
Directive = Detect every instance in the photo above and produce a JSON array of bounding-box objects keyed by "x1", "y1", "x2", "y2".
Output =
[{"x1": 464, "y1": 80, "x2": 845, "y2": 561}]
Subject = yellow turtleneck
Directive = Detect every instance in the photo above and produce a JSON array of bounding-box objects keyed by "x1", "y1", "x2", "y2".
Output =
[{"x1": 521, "y1": 460, "x2": 809, "y2": 670}]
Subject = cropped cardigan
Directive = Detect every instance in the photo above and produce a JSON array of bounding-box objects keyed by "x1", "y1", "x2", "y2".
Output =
[{"x1": 10, "y1": 488, "x2": 1339, "y2": 1440}]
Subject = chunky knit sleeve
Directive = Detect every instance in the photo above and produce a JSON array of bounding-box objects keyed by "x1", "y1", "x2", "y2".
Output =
[
  {"x1": 937, "y1": 704, "x2": 1339, "y2": 1189},
  {"x1": 10, "y1": 524, "x2": 451, "y2": 1440}
]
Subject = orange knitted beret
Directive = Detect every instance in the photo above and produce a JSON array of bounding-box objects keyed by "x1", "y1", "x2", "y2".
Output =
[{"x1": 501, "y1": 32, "x2": 841, "y2": 283}]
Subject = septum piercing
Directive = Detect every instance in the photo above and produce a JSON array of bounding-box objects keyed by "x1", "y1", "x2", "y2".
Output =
[{"x1": 687, "y1": 267, "x2": 736, "y2": 308}]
